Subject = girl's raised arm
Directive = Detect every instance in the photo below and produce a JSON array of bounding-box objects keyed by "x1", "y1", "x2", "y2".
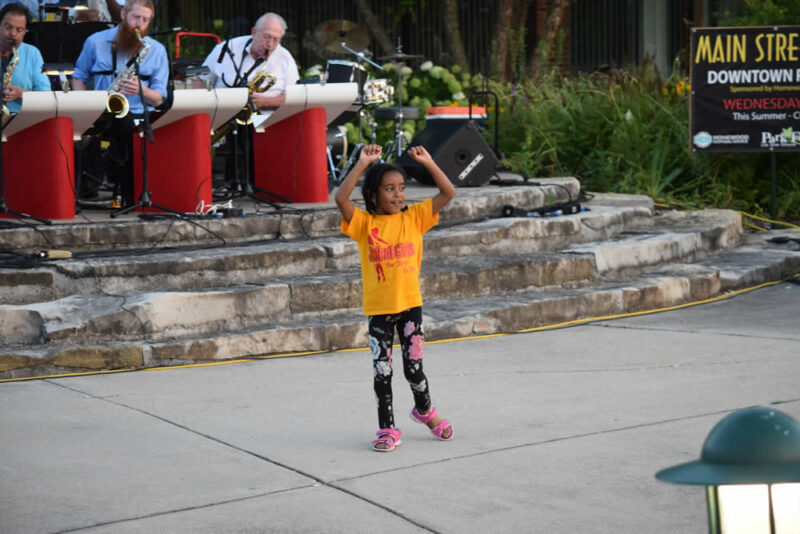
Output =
[
  {"x1": 334, "y1": 144, "x2": 383, "y2": 222},
  {"x1": 406, "y1": 145, "x2": 456, "y2": 214}
]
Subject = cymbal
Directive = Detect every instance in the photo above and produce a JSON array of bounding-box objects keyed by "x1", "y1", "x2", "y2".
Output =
[
  {"x1": 378, "y1": 52, "x2": 423, "y2": 62},
  {"x1": 313, "y1": 19, "x2": 370, "y2": 53}
]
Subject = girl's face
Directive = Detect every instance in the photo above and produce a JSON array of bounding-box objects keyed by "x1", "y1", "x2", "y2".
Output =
[{"x1": 373, "y1": 171, "x2": 406, "y2": 215}]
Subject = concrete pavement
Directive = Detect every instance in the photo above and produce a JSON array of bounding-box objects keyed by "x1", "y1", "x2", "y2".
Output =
[{"x1": 1, "y1": 280, "x2": 799, "y2": 533}]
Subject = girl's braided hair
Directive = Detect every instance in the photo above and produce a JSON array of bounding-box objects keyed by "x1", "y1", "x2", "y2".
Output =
[{"x1": 361, "y1": 162, "x2": 407, "y2": 214}]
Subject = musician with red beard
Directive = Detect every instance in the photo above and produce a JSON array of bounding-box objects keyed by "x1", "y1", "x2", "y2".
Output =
[{"x1": 72, "y1": 0, "x2": 168, "y2": 207}]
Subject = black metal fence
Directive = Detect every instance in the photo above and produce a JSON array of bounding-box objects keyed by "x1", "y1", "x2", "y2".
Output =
[{"x1": 155, "y1": 0, "x2": 497, "y2": 75}]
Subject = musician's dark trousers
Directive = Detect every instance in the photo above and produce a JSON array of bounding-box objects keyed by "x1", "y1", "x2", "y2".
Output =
[
  {"x1": 223, "y1": 124, "x2": 255, "y2": 190},
  {"x1": 105, "y1": 114, "x2": 137, "y2": 206}
]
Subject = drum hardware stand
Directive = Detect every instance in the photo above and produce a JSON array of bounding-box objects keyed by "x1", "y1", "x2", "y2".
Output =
[
  {"x1": 224, "y1": 107, "x2": 289, "y2": 209},
  {"x1": 377, "y1": 39, "x2": 422, "y2": 163},
  {"x1": 111, "y1": 57, "x2": 183, "y2": 219},
  {"x1": 330, "y1": 41, "x2": 383, "y2": 186},
  {"x1": 0, "y1": 58, "x2": 51, "y2": 225}
]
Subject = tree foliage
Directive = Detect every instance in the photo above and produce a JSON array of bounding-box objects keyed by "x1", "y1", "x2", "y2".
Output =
[{"x1": 717, "y1": 0, "x2": 800, "y2": 26}]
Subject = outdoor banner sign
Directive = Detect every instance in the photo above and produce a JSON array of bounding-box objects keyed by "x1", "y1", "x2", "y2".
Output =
[{"x1": 690, "y1": 25, "x2": 800, "y2": 152}]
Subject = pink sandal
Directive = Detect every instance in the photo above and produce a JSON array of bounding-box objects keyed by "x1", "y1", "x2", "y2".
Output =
[
  {"x1": 410, "y1": 406, "x2": 454, "y2": 441},
  {"x1": 372, "y1": 427, "x2": 402, "y2": 452}
]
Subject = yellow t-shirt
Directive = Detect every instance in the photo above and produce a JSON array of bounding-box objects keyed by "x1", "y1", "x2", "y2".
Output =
[{"x1": 341, "y1": 198, "x2": 438, "y2": 316}]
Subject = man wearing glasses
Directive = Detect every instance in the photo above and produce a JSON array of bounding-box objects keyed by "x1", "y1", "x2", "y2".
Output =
[
  {"x1": 203, "y1": 12, "x2": 299, "y2": 110},
  {"x1": 0, "y1": 2, "x2": 49, "y2": 115}
]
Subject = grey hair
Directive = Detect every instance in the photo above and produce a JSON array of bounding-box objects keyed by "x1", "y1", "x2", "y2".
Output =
[{"x1": 254, "y1": 12, "x2": 287, "y2": 36}]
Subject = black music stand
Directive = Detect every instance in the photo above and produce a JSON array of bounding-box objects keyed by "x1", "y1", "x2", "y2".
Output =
[{"x1": 111, "y1": 59, "x2": 182, "y2": 218}]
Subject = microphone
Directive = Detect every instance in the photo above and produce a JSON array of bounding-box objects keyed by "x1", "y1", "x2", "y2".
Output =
[
  {"x1": 147, "y1": 27, "x2": 186, "y2": 36},
  {"x1": 216, "y1": 40, "x2": 229, "y2": 63},
  {"x1": 125, "y1": 51, "x2": 140, "y2": 68}
]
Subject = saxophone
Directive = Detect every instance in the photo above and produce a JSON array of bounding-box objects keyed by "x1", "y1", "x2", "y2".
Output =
[
  {"x1": 210, "y1": 59, "x2": 277, "y2": 144},
  {"x1": 106, "y1": 29, "x2": 151, "y2": 118},
  {"x1": 234, "y1": 61, "x2": 277, "y2": 126},
  {"x1": 2, "y1": 43, "x2": 19, "y2": 117}
]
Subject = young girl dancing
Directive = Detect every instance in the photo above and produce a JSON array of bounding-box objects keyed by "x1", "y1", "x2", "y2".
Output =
[{"x1": 335, "y1": 144, "x2": 457, "y2": 452}]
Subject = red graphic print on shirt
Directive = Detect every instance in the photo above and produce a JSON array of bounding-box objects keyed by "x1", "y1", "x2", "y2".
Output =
[{"x1": 367, "y1": 226, "x2": 415, "y2": 283}]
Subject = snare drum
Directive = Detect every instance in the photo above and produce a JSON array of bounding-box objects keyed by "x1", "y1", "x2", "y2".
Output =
[{"x1": 362, "y1": 78, "x2": 393, "y2": 105}]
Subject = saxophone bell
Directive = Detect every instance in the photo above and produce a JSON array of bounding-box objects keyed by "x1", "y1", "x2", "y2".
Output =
[
  {"x1": 104, "y1": 28, "x2": 150, "y2": 120},
  {"x1": 106, "y1": 92, "x2": 129, "y2": 118},
  {"x1": 233, "y1": 67, "x2": 276, "y2": 126}
]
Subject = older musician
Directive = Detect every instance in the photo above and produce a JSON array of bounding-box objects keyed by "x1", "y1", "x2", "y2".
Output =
[
  {"x1": 203, "y1": 12, "x2": 299, "y2": 110},
  {"x1": 71, "y1": 0, "x2": 168, "y2": 206},
  {"x1": 0, "y1": 3, "x2": 49, "y2": 114}
]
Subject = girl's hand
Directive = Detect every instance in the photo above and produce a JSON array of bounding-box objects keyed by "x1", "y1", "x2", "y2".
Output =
[
  {"x1": 407, "y1": 145, "x2": 433, "y2": 165},
  {"x1": 359, "y1": 144, "x2": 383, "y2": 165}
]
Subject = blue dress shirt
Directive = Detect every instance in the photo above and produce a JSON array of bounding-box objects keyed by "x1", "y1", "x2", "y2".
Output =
[
  {"x1": 72, "y1": 26, "x2": 168, "y2": 115},
  {"x1": 4, "y1": 42, "x2": 51, "y2": 114}
]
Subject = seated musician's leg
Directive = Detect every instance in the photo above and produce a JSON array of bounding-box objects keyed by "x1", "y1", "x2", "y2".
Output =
[{"x1": 105, "y1": 115, "x2": 136, "y2": 207}]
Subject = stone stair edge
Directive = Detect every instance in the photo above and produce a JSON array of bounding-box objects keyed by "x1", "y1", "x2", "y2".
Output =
[
  {"x1": 0, "y1": 181, "x2": 590, "y2": 253},
  {"x1": 4, "y1": 249, "x2": 798, "y2": 380},
  {"x1": 0, "y1": 207, "x2": 749, "y2": 344},
  {"x1": 0, "y1": 265, "x2": 727, "y2": 379},
  {"x1": 3, "y1": 217, "x2": 744, "y2": 349},
  {"x1": 0, "y1": 202, "x2": 657, "y2": 305}
]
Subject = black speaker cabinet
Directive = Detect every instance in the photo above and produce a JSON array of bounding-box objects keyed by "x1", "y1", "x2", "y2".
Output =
[{"x1": 399, "y1": 120, "x2": 499, "y2": 187}]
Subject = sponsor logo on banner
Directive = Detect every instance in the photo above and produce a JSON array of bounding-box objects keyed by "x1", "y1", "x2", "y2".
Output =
[{"x1": 693, "y1": 131, "x2": 713, "y2": 148}]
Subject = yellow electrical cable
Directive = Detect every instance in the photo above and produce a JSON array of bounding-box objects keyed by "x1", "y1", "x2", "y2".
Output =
[
  {"x1": 2, "y1": 272, "x2": 798, "y2": 384},
  {"x1": 744, "y1": 221, "x2": 769, "y2": 232},
  {"x1": 741, "y1": 210, "x2": 800, "y2": 232}
]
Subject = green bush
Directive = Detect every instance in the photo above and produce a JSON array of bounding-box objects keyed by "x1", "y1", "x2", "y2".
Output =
[
  {"x1": 306, "y1": 56, "x2": 800, "y2": 222},
  {"x1": 303, "y1": 61, "x2": 483, "y2": 149},
  {"x1": 489, "y1": 63, "x2": 800, "y2": 221}
]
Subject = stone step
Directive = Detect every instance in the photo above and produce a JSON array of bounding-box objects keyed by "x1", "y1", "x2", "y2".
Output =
[
  {"x1": 0, "y1": 264, "x2": 734, "y2": 380},
  {"x1": 0, "y1": 208, "x2": 741, "y2": 348},
  {"x1": 0, "y1": 252, "x2": 597, "y2": 347},
  {"x1": 3, "y1": 238, "x2": 797, "y2": 380},
  {"x1": 0, "y1": 202, "x2": 653, "y2": 305},
  {"x1": 0, "y1": 180, "x2": 581, "y2": 253}
]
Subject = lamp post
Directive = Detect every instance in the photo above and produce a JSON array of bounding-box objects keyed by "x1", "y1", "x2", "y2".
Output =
[{"x1": 656, "y1": 407, "x2": 800, "y2": 533}]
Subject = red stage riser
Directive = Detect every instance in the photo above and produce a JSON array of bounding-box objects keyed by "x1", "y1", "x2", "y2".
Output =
[
  {"x1": 2, "y1": 117, "x2": 75, "y2": 220},
  {"x1": 133, "y1": 114, "x2": 212, "y2": 214},
  {"x1": 253, "y1": 107, "x2": 329, "y2": 204}
]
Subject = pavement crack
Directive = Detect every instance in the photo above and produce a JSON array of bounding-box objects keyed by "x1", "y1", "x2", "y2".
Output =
[
  {"x1": 45, "y1": 380, "x2": 439, "y2": 534},
  {"x1": 332, "y1": 399, "x2": 800, "y2": 485},
  {"x1": 588, "y1": 322, "x2": 800, "y2": 342},
  {"x1": 53, "y1": 486, "x2": 317, "y2": 534}
]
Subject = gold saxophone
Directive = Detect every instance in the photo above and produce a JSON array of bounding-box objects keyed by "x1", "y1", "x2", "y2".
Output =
[
  {"x1": 2, "y1": 43, "x2": 19, "y2": 117},
  {"x1": 210, "y1": 60, "x2": 276, "y2": 144},
  {"x1": 234, "y1": 62, "x2": 277, "y2": 125},
  {"x1": 106, "y1": 29, "x2": 151, "y2": 118}
]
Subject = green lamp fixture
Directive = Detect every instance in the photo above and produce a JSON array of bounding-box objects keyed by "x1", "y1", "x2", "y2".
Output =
[{"x1": 656, "y1": 407, "x2": 800, "y2": 534}]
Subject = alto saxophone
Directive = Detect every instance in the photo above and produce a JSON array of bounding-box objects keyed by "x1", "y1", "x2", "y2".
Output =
[
  {"x1": 2, "y1": 43, "x2": 19, "y2": 117},
  {"x1": 106, "y1": 29, "x2": 151, "y2": 118},
  {"x1": 234, "y1": 61, "x2": 277, "y2": 126},
  {"x1": 210, "y1": 59, "x2": 277, "y2": 144}
]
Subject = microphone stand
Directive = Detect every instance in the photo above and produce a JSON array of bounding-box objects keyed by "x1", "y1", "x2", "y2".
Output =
[
  {"x1": 227, "y1": 57, "x2": 288, "y2": 208},
  {"x1": 111, "y1": 55, "x2": 182, "y2": 218},
  {"x1": 0, "y1": 47, "x2": 51, "y2": 225}
]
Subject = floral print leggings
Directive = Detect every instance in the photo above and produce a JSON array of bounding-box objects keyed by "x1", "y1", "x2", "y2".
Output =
[{"x1": 368, "y1": 306, "x2": 432, "y2": 429}]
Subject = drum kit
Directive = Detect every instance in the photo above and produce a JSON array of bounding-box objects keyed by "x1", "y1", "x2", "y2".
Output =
[{"x1": 311, "y1": 19, "x2": 423, "y2": 187}]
